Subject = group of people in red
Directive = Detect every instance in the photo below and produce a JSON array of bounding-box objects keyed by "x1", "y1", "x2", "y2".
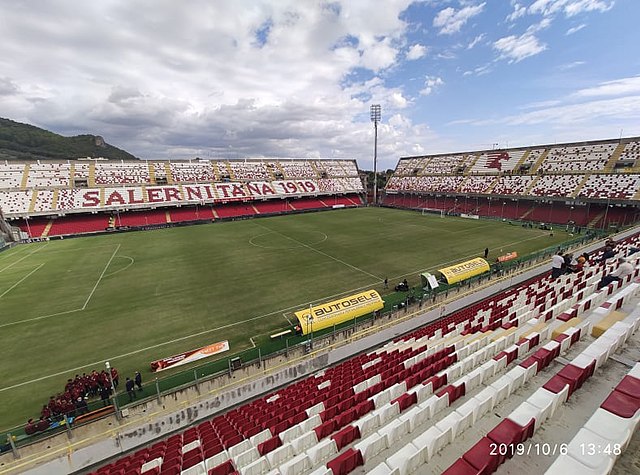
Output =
[{"x1": 26, "y1": 368, "x2": 120, "y2": 434}]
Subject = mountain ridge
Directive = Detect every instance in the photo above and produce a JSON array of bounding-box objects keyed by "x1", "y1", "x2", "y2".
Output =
[{"x1": 0, "y1": 118, "x2": 139, "y2": 161}]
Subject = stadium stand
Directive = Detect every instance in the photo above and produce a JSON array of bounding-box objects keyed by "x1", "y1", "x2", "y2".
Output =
[
  {"x1": 61, "y1": 232, "x2": 638, "y2": 475},
  {"x1": 383, "y1": 137, "x2": 640, "y2": 229},
  {"x1": 0, "y1": 159, "x2": 364, "y2": 238}
]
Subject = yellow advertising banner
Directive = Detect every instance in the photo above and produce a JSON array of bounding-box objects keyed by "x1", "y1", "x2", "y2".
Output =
[
  {"x1": 438, "y1": 257, "x2": 490, "y2": 284},
  {"x1": 294, "y1": 290, "x2": 384, "y2": 335}
]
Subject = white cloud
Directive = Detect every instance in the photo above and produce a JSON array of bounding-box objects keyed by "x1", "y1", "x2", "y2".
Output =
[
  {"x1": 406, "y1": 43, "x2": 427, "y2": 60},
  {"x1": 433, "y1": 3, "x2": 486, "y2": 35},
  {"x1": 463, "y1": 63, "x2": 493, "y2": 76},
  {"x1": 573, "y1": 76, "x2": 640, "y2": 97},
  {"x1": 419, "y1": 76, "x2": 444, "y2": 96},
  {"x1": 501, "y1": 96, "x2": 640, "y2": 125},
  {"x1": 519, "y1": 99, "x2": 563, "y2": 109},
  {"x1": 493, "y1": 33, "x2": 547, "y2": 62},
  {"x1": 390, "y1": 91, "x2": 410, "y2": 108},
  {"x1": 467, "y1": 34, "x2": 485, "y2": 49},
  {"x1": 558, "y1": 60, "x2": 585, "y2": 70},
  {"x1": 566, "y1": 23, "x2": 587, "y2": 34},
  {"x1": 529, "y1": 0, "x2": 614, "y2": 17},
  {"x1": 564, "y1": 0, "x2": 615, "y2": 17},
  {"x1": 527, "y1": 17, "x2": 552, "y2": 33},
  {"x1": 0, "y1": 0, "x2": 433, "y2": 169},
  {"x1": 506, "y1": 2, "x2": 527, "y2": 22}
]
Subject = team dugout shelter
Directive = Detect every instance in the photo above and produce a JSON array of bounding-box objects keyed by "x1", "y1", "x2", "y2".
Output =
[
  {"x1": 435, "y1": 257, "x2": 491, "y2": 285},
  {"x1": 294, "y1": 290, "x2": 384, "y2": 335}
]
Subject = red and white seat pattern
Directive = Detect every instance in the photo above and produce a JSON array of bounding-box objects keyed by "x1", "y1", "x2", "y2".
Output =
[
  {"x1": 229, "y1": 162, "x2": 271, "y2": 181},
  {"x1": 545, "y1": 362, "x2": 640, "y2": 474},
  {"x1": 95, "y1": 162, "x2": 151, "y2": 185},
  {"x1": 470, "y1": 150, "x2": 526, "y2": 173},
  {"x1": 578, "y1": 173, "x2": 640, "y2": 200},
  {"x1": 32, "y1": 189, "x2": 55, "y2": 213},
  {"x1": 422, "y1": 154, "x2": 473, "y2": 174},
  {"x1": 278, "y1": 161, "x2": 316, "y2": 179},
  {"x1": 169, "y1": 162, "x2": 217, "y2": 183},
  {"x1": 491, "y1": 175, "x2": 535, "y2": 195},
  {"x1": 0, "y1": 162, "x2": 25, "y2": 189},
  {"x1": 385, "y1": 176, "x2": 464, "y2": 194},
  {"x1": 522, "y1": 148, "x2": 546, "y2": 168},
  {"x1": 529, "y1": 175, "x2": 584, "y2": 197},
  {"x1": 0, "y1": 190, "x2": 31, "y2": 214},
  {"x1": 74, "y1": 162, "x2": 91, "y2": 180},
  {"x1": 26, "y1": 163, "x2": 71, "y2": 188},
  {"x1": 317, "y1": 178, "x2": 363, "y2": 193},
  {"x1": 617, "y1": 139, "x2": 640, "y2": 162},
  {"x1": 539, "y1": 144, "x2": 616, "y2": 173},
  {"x1": 459, "y1": 176, "x2": 497, "y2": 194},
  {"x1": 393, "y1": 157, "x2": 429, "y2": 176}
]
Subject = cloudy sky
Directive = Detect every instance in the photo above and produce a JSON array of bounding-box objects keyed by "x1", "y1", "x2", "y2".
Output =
[{"x1": 0, "y1": 0, "x2": 638, "y2": 170}]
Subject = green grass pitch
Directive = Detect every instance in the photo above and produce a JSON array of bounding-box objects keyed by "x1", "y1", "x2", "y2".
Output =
[{"x1": 0, "y1": 207, "x2": 574, "y2": 430}]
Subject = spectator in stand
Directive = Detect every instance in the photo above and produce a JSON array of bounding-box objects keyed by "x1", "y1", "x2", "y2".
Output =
[
  {"x1": 551, "y1": 251, "x2": 564, "y2": 279},
  {"x1": 563, "y1": 253, "x2": 577, "y2": 274},
  {"x1": 134, "y1": 371, "x2": 143, "y2": 391},
  {"x1": 575, "y1": 253, "x2": 589, "y2": 272},
  {"x1": 598, "y1": 258, "x2": 634, "y2": 289},
  {"x1": 125, "y1": 377, "x2": 136, "y2": 401},
  {"x1": 601, "y1": 242, "x2": 616, "y2": 263}
]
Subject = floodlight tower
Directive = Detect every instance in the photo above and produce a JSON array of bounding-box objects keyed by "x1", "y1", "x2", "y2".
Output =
[{"x1": 370, "y1": 104, "x2": 381, "y2": 205}]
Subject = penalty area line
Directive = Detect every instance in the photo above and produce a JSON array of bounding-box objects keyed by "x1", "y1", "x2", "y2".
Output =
[
  {"x1": 0, "y1": 263, "x2": 45, "y2": 299},
  {"x1": 0, "y1": 243, "x2": 48, "y2": 274}
]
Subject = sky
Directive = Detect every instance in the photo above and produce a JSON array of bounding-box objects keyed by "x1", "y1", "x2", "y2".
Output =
[{"x1": 0, "y1": 0, "x2": 639, "y2": 171}]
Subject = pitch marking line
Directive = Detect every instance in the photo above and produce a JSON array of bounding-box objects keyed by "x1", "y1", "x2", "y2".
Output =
[
  {"x1": 103, "y1": 255, "x2": 135, "y2": 278},
  {"x1": 0, "y1": 244, "x2": 28, "y2": 262},
  {"x1": 282, "y1": 312, "x2": 293, "y2": 325},
  {"x1": 249, "y1": 337, "x2": 257, "y2": 348},
  {"x1": 254, "y1": 222, "x2": 382, "y2": 281},
  {"x1": 82, "y1": 244, "x2": 120, "y2": 310},
  {"x1": 0, "y1": 244, "x2": 120, "y2": 329},
  {"x1": 0, "y1": 263, "x2": 45, "y2": 299},
  {"x1": 0, "y1": 230, "x2": 557, "y2": 389},
  {"x1": 249, "y1": 231, "x2": 328, "y2": 250},
  {"x1": 0, "y1": 243, "x2": 48, "y2": 274}
]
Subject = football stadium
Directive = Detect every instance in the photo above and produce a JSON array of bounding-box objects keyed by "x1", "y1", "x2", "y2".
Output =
[
  {"x1": 1, "y1": 137, "x2": 640, "y2": 475},
  {"x1": 1, "y1": 2, "x2": 640, "y2": 475}
]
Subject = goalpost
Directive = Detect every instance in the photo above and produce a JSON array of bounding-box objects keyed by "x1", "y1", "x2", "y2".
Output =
[{"x1": 421, "y1": 208, "x2": 445, "y2": 218}]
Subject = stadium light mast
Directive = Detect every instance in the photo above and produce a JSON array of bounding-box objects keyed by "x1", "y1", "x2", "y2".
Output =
[{"x1": 370, "y1": 104, "x2": 381, "y2": 205}]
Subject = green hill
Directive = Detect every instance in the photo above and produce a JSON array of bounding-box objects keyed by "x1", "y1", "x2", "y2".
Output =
[{"x1": 0, "y1": 118, "x2": 139, "y2": 161}]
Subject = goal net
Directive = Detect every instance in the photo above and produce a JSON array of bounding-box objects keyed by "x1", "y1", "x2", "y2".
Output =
[{"x1": 421, "y1": 208, "x2": 445, "y2": 217}]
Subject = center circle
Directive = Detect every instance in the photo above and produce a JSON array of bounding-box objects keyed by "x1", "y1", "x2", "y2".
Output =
[{"x1": 249, "y1": 231, "x2": 328, "y2": 250}]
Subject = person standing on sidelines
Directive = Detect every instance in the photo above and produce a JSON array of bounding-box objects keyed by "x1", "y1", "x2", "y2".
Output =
[
  {"x1": 134, "y1": 371, "x2": 143, "y2": 392},
  {"x1": 125, "y1": 377, "x2": 136, "y2": 401},
  {"x1": 484, "y1": 247, "x2": 489, "y2": 259}
]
